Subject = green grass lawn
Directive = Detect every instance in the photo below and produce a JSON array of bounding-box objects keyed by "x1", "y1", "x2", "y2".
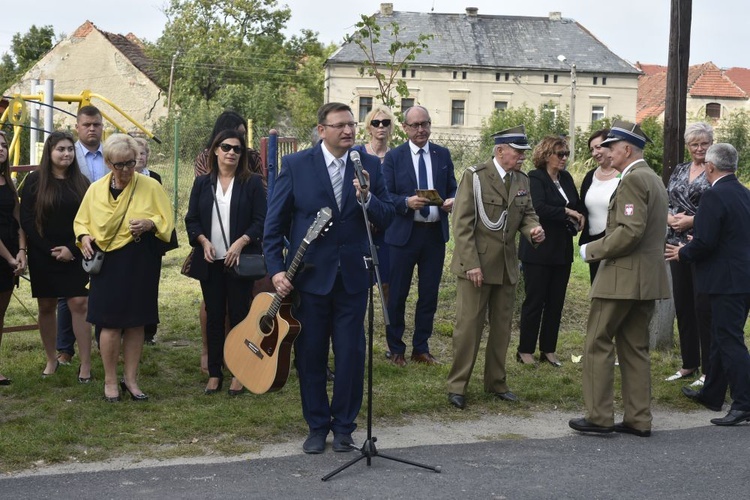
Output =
[{"x1": 0, "y1": 231, "x2": 747, "y2": 473}]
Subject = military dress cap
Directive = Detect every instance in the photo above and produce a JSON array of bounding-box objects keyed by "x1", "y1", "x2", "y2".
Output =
[
  {"x1": 493, "y1": 125, "x2": 532, "y2": 150},
  {"x1": 600, "y1": 120, "x2": 652, "y2": 149}
]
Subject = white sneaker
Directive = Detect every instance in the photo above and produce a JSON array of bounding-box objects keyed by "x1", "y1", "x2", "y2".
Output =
[{"x1": 690, "y1": 375, "x2": 706, "y2": 387}]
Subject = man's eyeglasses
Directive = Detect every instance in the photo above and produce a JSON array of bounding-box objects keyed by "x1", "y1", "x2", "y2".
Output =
[
  {"x1": 404, "y1": 121, "x2": 431, "y2": 130},
  {"x1": 111, "y1": 160, "x2": 137, "y2": 170},
  {"x1": 554, "y1": 151, "x2": 570, "y2": 159},
  {"x1": 321, "y1": 122, "x2": 358, "y2": 130},
  {"x1": 219, "y1": 143, "x2": 243, "y2": 154},
  {"x1": 370, "y1": 119, "x2": 391, "y2": 128}
]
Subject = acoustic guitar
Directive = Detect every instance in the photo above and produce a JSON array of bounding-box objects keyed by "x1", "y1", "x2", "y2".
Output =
[{"x1": 224, "y1": 207, "x2": 333, "y2": 394}]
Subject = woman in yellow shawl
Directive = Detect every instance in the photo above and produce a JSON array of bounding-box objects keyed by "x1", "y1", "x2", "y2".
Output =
[{"x1": 74, "y1": 134, "x2": 174, "y2": 403}]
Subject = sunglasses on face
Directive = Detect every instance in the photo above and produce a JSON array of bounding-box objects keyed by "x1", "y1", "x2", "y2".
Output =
[
  {"x1": 554, "y1": 151, "x2": 570, "y2": 159},
  {"x1": 219, "y1": 143, "x2": 243, "y2": 154},
  {"x1": 370, "y1": 119, "x2": 392, "y2": 128},
  {"x1": 111, "y1": 159, "x2": 136, "y2": 170}
]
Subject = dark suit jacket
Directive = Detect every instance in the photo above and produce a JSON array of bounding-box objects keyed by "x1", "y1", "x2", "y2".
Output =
[
  {"x1": 146, "y1": 170, "x2": 162, "y2": 184},
  {"x1": 519, "y1": 168, "x2": 582, "y2": 265},
  {"x1": 679, "y1": 174, "x2": 750, "y2": 294},
  {"x1": 263, "y1": 144, "x2": 394, "y2": 295},
  {"x1": 382, "y1": 141, "x2": 457, "y2": 246},
  {"x1": 184, "y1": 173, "x2": 266, "y2": 281}
]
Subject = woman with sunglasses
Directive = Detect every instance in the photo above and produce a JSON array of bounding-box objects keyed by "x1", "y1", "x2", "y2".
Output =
[
  {"x1": 0, "y1": 131, "x2": 26, "y2": 386},
  {"x1": 185, "y1": 129, "x2": 266, "y2": 395},
  {"x1": 74, "y1": 134, "x2": 175, "y2": 402},
  {"x1": 517, "y1": 136, "x2": 584, "y2": 367},
  {"x1": 20, "y1": 131, "x2": 92, "y2": 381}
]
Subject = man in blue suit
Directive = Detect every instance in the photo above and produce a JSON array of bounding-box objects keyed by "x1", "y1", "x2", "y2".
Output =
[
  {"x1": 264, "y1": 102, "x2": 394, "y2": 454},
  {"x1": 666, "y1": 143, "x2": 750, "y2": 426},
  {"x1": 382, "y1": 106, "x2": 457, "y2": 366}
]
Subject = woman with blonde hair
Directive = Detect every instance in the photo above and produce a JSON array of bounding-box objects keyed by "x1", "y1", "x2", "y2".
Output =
[
  {"x1": 74, "y1": 134, "x2": 175, "y2": 402},
  {"x1": 0, "y1": 131, "x2": 26, "y2": 385}
]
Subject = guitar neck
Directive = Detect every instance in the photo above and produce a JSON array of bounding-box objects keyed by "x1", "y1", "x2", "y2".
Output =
[{"x1": 267, "y1": 239, "x2": 310, "y2": 317}]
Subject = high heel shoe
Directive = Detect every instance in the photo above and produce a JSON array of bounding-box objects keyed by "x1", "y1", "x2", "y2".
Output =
[
  {"x1": 103, "y1": 394, "x2": 121, "y2": 403},
  {"x1": 78, "y1": 366, "x2": 93, "y2": 384},
  {"x1": 120, "y1": 380, "x2": 149, "y2": 401},
  {"x1": 540, "y1": 352, "x2": 563, "y2": 368},
  {"x1": 228, "y1": 378, "x2": 246, "y2": 397},
  {"x1": 204, "y1": 376, "x2": 223, "y2": 395},
  {"x1": 516, "y1": 352, "x2": 537, "y2": 366},
  {"x1": 42, "y1": 360, "x2": 60, "y2": 377}
]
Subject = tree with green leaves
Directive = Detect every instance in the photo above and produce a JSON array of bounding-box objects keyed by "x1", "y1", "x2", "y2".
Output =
[
  {"x1": 1, "y1": 25, "x2": 56, "y2": 92},
  {"x1": 716, "y1": 109, "x2": 750, "y2": 181}
]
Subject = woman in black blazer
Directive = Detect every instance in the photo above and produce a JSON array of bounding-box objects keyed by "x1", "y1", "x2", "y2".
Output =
[
  {"x1": 517, "y1": 136, "x2": 584, "y2": 367},
  {"x1": 185, "y1": 129, "x2": 266, "y2": 395}
]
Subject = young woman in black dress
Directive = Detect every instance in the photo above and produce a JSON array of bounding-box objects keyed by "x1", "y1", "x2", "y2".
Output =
[
  {"x1": 20, "y1": 131, "x2": 92, "y2": 380},
  {"x1": 0, "y1": 131, "x2": 27, "y2": 385}
]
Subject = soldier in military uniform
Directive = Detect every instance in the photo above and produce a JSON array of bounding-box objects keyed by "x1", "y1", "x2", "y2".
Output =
[
  {"x1": 446, "y1": 126, "x2": 545, "y2": 409},
  {"x1": 569, "y1": 121, "x2": 670, "y2": 437}
]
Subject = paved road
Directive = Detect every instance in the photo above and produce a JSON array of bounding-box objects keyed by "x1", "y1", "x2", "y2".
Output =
[{"x1": 2, "y1": 417, "x2": 749, "y2": 499}]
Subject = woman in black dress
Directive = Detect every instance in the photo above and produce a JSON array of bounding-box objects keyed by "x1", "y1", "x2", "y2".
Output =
[
  {"x1": 74, "y1": 134, "x2": 175, "y2": 402},
  {"x1": 20, "y1": 131, "x2": 92, "y2": 380},
  {"x1": 517, "y1": 136, "x2": 585, "y2": 367},
  {"x1": 0, "y1": 131, "x2": 27, "y2": 385}
]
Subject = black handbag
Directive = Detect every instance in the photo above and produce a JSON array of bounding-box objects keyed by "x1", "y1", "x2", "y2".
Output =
[{"x1": 211, "y1": 182, "x2": 265, "y2": 281}]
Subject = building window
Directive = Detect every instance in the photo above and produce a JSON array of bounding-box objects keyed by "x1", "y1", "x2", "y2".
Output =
[
  {"x1": 453, "y1": 71, "x2": 458, "y2": 79},
  {"x1": 462, "y1": 71, "x2": 467, "y2": 80},
  {"x1": 494, "y1": 101, "x2": 508, "y2": 111},
  {"x1": 505, "y1": 72, "x2": 510, "y2": 81},
  {"x1": 402, "y1": 69, "x2": 407, "y2": 78},
  {"x1": 554, "y1": 75, "x2": 559, "y2": 83},
  {"x1": 359, "y1": 97, "x2": 373, "y2": 122},
  {"x1": 544, "y1": 74, "x2": 549, "y2": 83},
  {"x1": 411, "y1": 69, "x2": 416, "y2": 78},
  {"x1": 542, "y1": 103, "x2": 558, "y2": 120},
  {"x1": 496, "y1": 72, "x2": 501, "y2": 81},
  {"x1": 451, "y1": 100, "x2": 465, "y2": 126},
  {"x1": 602, "y1": 77, "x2": 607, "y2": 85},
  {"x1": 401, "y1": 98, "x2": 415, "y2": 112},
  {"x1": 706, "y1": 102, "x2": 722, "y2": 119},
  {"x1": 591, "y1": 105, "x2": 606, "y2": 122},
  {"x1": 593, "y1": 76, "x2": 598, "y2": 85}
]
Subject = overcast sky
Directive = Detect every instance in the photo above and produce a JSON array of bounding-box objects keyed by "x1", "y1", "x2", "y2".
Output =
[{"x1": 1, "y1": 0, "x2": 747, "y2": 69}]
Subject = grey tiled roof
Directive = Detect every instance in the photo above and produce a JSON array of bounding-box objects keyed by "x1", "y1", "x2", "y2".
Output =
[{"x1": 329, "y1": 11, "x2": 640, "y2": 75}]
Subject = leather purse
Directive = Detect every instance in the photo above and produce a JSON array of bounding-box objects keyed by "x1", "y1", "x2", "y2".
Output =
[
  {"x1": 232, "y1": 253, "x2": 267, "y2": 280},
  {"x1": 180, "y1": 248, "x2": 195, "y2": 277},
  {"x1": 82, "y1": 250, "x2": 105, "y2": 275}
]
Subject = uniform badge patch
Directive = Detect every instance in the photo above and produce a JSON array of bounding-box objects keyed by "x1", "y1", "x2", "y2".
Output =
[
  {"x1": 516, "y1": 189, "x2": 527, "y2": 197},
  {"x1": 624, "y1": 204, "x2": 634, "y2": 216}
]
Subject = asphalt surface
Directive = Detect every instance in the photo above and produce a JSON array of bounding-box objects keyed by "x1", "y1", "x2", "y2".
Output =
[{"x1": 2, "y1": 419, "x2": 749, "y2": 499}]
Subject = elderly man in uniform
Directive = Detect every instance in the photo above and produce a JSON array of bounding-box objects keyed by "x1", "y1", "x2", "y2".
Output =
[
  {"x1": 666, "y1": 143, "x2": 750, "y2": 426},
  {"x1": 446, "y1": 126, "x2": 545, "y2": 409},
  {"x1": 570, "y1": 120, "x2": 670, "y2": 437}
]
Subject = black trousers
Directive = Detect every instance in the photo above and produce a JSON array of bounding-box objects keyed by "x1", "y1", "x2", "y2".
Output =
[
  {"x1": 670, "y1": 260, "x2": 712, "y2": 372},
  {"x1": 200, "y1": 260, "x2": 254, "y2": 378},
  {"x1": 518, "y1": 262, "x2": 572, "y2": 354}
]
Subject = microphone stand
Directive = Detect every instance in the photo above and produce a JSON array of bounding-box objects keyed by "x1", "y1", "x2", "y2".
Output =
[{"x1": 322, "y1": 178, "x2": 441, "y2": 481}]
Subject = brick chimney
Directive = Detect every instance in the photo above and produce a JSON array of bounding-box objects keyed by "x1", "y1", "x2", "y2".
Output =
[
  {"x1": 466, "y1": 7, "x2": 479, "y2": 17},
  {"x1": 380, "y1": 3, "x2": 393, "y2": 15},
  {"x1": 549, "y1": 12, "x2": 562, "y2": 21}
]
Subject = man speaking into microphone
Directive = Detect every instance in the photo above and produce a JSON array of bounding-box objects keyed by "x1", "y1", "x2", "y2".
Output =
[{"x1": 264, "y1": 102, "x2": 394, "y2": 454}]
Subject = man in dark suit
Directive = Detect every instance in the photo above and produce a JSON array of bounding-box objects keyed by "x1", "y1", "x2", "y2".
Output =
[
  {"x1": 382, "y1": 106, "x2": 457, "y2": 366},
  {"x1": 666, "y1": 143, "x2": 750, "y2": 426},
  {"x1": 570, "y1": 120, "x2": 670, "y2": 438},
  {"x1": 264, "y1": 102, "x2": 394, "y2": 454}
]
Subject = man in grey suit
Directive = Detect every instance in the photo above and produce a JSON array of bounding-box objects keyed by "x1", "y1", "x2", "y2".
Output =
[{"x1": 570, "y1": 121, "x2": 670, "y2": 437}]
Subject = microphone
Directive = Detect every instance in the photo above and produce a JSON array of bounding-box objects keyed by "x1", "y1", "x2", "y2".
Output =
[{"x1": 349, "y1": 150, "x2": 368, "y2": 189}]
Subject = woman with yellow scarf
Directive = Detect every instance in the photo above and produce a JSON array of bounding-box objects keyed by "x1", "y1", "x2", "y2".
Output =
[{"x1": 74, "y1": 134, "x2": 175, "y2": 403}]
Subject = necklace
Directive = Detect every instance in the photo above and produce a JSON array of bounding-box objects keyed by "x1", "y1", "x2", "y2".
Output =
[
  {"x1": 368, "y1": 142, "x2": 389, "y2": 159},
  {"x1": 111, "y1": 176, "x2": 118, "y2": 189},
  {"x1": 597, "y1": 166, "x2": 617, "y2": 178}
]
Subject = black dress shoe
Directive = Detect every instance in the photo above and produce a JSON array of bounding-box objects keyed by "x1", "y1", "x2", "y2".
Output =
[
  {"x1": 103, "y1": 395, "x2": 121, "y2": 403},
  {"x1": 710, "y1": 409, "x2": 750, "y2": 426},
  {"x1": 303, "y1": 431, "x2": 327, "y2": 454},
  {"x1": 332, "y1": 433, "x2": 355, "y2": 452},
  {"x1": 539, "y1": 352, "x2": 563, "y2": 368},
  {"x1": 390, "y1": 353, "x2": 407, "y2": 367},
  {"x1": 614, "y1": 422, "x2": 651, "y2": 437},
  {"x1": 77, "y1": 366, "x2": 93, "y2": 384},
  {"x1": 448, "y1": 392, "x2": 466, "y2": 409},
  {"x1": 681, "y1": 386, "x2": 722, "y2": 412},
  {"x1": 120, "y1": 380, "x2": 149, "y2": 401},
  {"x1": 568, "y1": 417, "x2": 614, "y2": 434},
  {"x1": 494, "y1": 391, "x2": 519, "y2": 402},
  {"x1": 204, "y1": 377, "x2": 224, "y2": 395},
  {"x1": 0, "y1": 378, "x2": 12, "y2": 386}
]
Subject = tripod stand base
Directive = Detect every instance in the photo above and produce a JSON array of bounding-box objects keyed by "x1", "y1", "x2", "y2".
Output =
[{"x1": 321, "y1": 436, "x2": 441, "y2": 481}]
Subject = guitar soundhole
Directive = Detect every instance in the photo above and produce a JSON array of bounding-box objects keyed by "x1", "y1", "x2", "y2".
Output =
[{"x1": 259, "y1": 315, "x2": 275, "y2": 335}]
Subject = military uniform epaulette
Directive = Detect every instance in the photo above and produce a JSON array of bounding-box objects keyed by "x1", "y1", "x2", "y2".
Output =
[
  {"x1": 468, "y1": 164, "x2": 485, "y2": 173},
  {"x1": 515, "y1": 170, "x2": 529, "y2": 179}
]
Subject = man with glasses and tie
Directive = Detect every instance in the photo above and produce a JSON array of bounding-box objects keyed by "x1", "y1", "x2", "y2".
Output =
[
  {"x1": 264, "y1": 102, "x2": 394, "y2": 454},
  {"x1": 382, "y1": 106, "x2": 457, "y2": 367},
  {"x1": 446, "y1": 126, "x2": 545, "y2": 409}
]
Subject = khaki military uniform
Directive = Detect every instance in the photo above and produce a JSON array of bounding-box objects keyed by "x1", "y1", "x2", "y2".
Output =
[
  {"x1": 447, "y1": 160, "x2": 540, "y2": 395},
  {"x1": 583, "y1": 159, "x2": 670, "y2": 431}
]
